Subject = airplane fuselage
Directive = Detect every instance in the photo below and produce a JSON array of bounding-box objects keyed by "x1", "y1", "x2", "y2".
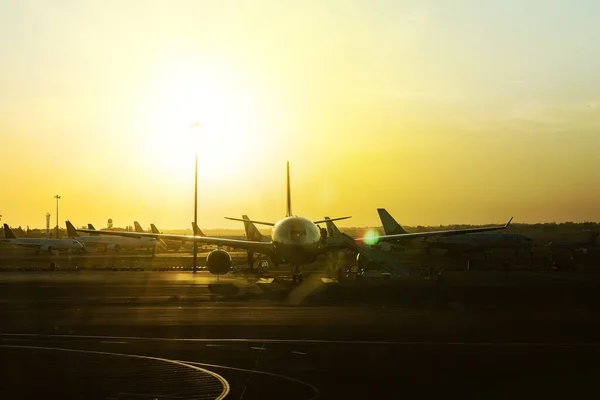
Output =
[
  {"x1": 271, "y1": 216, "x2": 322, "y2": 265},
  {"x1": 1, "y1": 238, "x2": 84, "y2": 251},
  {"x1": 78, "y1": 235, "x2": 165, "y2": 251}
]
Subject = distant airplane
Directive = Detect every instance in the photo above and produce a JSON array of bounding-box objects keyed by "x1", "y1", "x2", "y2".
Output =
[
  {"x1": 2, "y1": 223, "x2": 84, "y2": 253},
  {"x1": 134, "y1": 221, "x2": 145, "y2": 233},
  {"x1": 240, "y1": 215, "x2": 271, "y2": 242},
  {"x1": 67, "y1": 221, "x2": 167, "y2": 253},
  {"x1": 134, "y1": 221, "x2": 169, "y2": 251},
  {"x1": 546, "y1": 231, "x2": 599, "y2": 255},
  {"x1": 150, "y1": 223, "x2": 183, "y2": 251},
  {"x1": 77, "y1": 162, "x2": 510, "y2": 283},
  {"x1": 376, "y1": 208, "x2": 529, "y2": 256}
]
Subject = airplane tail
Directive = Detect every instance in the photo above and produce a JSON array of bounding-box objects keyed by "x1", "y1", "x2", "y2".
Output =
[
  {"x1": 134, "y1": 221, "x2": 144, "y2": 233},
  {"x1": 286, "y1": 161, "x2": 292, "y2": 217},
  {"x1": 191, "y1": 222, "x2": 206, "y2": 237},
  {"x1": 87, "y1": 223, "x2": 100, "y2": 236},
  {"x1": 324, "y1": 216, "x2": 341, "y2": 237},
  {"x1": 242, "y1": 215, "x2": 265, "y2": 241},
  {"x1": 65, "y1": 221, "x2": 80, "y2": 238},
  {"x1": 150, "y1": 224, "x2": 160, "y2": 234},
  {"x1": 3, "y1": 224, "x2": 16, "y2": 239},
  {"x1": 377, "y1": 208, "x2": 408, "y2": 235}
]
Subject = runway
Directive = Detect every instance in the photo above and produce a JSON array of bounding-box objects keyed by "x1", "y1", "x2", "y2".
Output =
[{"x1": 2, "y1": 271, "x2": 600, "y2": 398}]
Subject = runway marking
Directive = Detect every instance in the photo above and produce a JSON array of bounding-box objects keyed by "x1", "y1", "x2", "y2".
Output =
[
  {"x1": 100, "y1": 341, "x2": 127, "y2": 344},
  {"x1": 0, "y1": 344, "x2": 230, "y2": 400},
  {"x1": 180, "y1": 360, "x2": 321, "y2": 400},
  {"x1": 291, "y1": 351, "x2": 307, "y2": 355},
  {"x1": 4, "y1": 333, "x2": 600, "y2": 347},
  {"x1": 241, "y1": 341, "x2": 267, "y2": 400},
  {"x1": 206, "y1": 344, "x2": 223, "y2": 347}
]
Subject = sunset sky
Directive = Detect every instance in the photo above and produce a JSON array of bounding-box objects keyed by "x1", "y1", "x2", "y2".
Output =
[{"x1": 1, "y1": 0, "x2": 599, "y2": 229}]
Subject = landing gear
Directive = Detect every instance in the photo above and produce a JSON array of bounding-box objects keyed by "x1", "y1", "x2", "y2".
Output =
[
  {"x1": 247, "y1": 251, "x2": 255, "y2": 274},
  {"x1": 291, "y1": 264, "x2": 303, "y2": 284}
]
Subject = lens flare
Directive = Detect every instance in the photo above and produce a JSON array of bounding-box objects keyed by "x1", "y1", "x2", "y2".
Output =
[{"x1": 363, "y1": 229, "x2": 380, "y2": 246}]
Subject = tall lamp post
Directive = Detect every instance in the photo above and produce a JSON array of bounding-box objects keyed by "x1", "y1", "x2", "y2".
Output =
[
  {"x1": 193, "y1": 150, "x2": 198, "y2": 273},
  {"x1": 190, "y1": 120, "x2": 202, "y2": 274},
  {"x1": 53, "y1": 195, "x2": 61, "y2": 239}
]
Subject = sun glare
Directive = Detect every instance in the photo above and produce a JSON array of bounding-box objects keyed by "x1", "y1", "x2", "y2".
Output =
[
  {"x1": 137, "y1": 55, "x2": 259, "y2": 184},
  {"x1": 363, "y1": 229, "x2": 380, "y2": 246}
]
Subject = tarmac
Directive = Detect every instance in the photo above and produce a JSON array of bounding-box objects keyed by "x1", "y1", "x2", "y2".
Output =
[{"x1": 1, "y1": 269, "x2": 600, "y2": 398}]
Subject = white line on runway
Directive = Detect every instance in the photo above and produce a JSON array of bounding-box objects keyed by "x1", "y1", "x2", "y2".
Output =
[
  {"x1": 4, "y1": 333, "x2": 600, "y2": 347},
  {"x1": 291, "y1": 351, "x2": 307, "y2": 355},
  {"x1": 180, "y1": 360, "x2": 321, "y2": 400},
  {"x1": 250, "y1": 346, "x2": 267, "y2": 351},
  {"x1": 0, "y1": 344, "x2": 230, "y2": 400}
]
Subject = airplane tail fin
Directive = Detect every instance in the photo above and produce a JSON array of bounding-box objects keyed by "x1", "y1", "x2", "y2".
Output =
[
  {"x1": 191, "y1": 222, "x2": 206, "y2": 237},
  {"x1": 242, "y1": 215, "x2": 265, "y2": 241},
  {"x1": 150, "y1": 224, "x2": 160, "y2": 234},
  {"x1": 134, "y1": 221, "x2": 144, "y2": 233},
  {"x1": 65, "y1": 221, "x2": 79, "y2": 238},
  {"x1": 324, "y1": 217, "x2": 341, "y2": 237},
  {"x1": 3, "y1": 224, "x2": 16, "y2": 239},
  {"x1": 377, "y1": 208, "x2": 407, "y2": 235},
  {"x1": 87, "y1": 223, "x2": 99, "y2": 236},
  {"x1": 286, "y1": 161, "x2": 292, "y2": 217}
]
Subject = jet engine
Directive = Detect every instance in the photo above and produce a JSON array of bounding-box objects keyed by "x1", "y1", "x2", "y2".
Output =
[{"x1": 206, "y1": 249, "x2": 232, "y2": 275}]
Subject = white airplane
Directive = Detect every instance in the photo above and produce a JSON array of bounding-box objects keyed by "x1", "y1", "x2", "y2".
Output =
[
  {"x1": 2, "y1": 223, "x2": 84, "y2": 253},
  {"x1": 77, "y1": 162, "x2": 510, "y2": 283},
  {"x1": 66, "y1": 221, "x2": 167, "y2": 253}
]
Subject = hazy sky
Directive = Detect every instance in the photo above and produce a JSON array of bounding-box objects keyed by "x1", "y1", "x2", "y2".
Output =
[{"x1": 1, "y1": 0, "x2": 599, "y2": 229}]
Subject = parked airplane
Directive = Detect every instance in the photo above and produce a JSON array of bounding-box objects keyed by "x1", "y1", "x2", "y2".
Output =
[
  {"x1": 67, "y1": 221, "x2": 167, "y2": 253},
  {"x1": 2, "y1": 223, "x2": 84, "y2": 253},
  {"x1": 134, "y1": 221, "x2": 169, "y2": 251},
  {"x1": 134, "y1": 221, "x2": 145, "y2": 233},
  {"x1": 150, "y1": 223, "x2": 185, "y2": 251},
  {"x1": 77, "y1": 162, "x2": 510, "y2": 283},
  {"x1": 546, "y1": 231, "x2": 599, "y2": 255},
  {"x1": 377, "y1": 208, "x2": 528, "y2": 255}
]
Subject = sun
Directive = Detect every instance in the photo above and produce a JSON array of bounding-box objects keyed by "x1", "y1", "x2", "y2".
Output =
[{"x1": 136, "y1": 55, "x2": 260, "y2": 184}]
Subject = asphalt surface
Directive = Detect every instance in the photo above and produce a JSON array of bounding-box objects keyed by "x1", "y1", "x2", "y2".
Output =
[{"x1": 2, "y1": 270, "x2": 600, "y2": 399}]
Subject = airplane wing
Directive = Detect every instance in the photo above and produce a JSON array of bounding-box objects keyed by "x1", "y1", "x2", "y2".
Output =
[
  {"x1": 224, "y1": 217, "x2": 275, "y2": 226},
  {"x1": 225, "y1": 216, "x2": 351, "y2": 225},
  {"x1": 313, "y1": 216, "x2": 351, "y2": 224},
  {"x1": 356, "y1": 218, "x2": 513, "y2": 244},
  {"x1": 76, "y1": 228, "x2": 274, "y2": 254}
]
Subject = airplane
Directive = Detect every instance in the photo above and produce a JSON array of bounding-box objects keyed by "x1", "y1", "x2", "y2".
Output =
[
  {"x1": 546, "y1": 231, "x2": 599, "y2": 256},
  {"x1": 150, "y1": 223, "x2": 188, "y2": 251},
  {"x1": 2, "y1": 223, "x2": 84, "y2": 253},
  {"x1": 376, "y1": 208, "x2": 529, "y2": 256},
  {"x1": 67, "y1": 221, "x2": 167, "y2": 253},
  {"x1": 134, "y1": 221, "x2": 145, "y2": 233},
  {"x1": 76, "y1": 162, "x2": 511, "y2": 283},
  {"x1": 135, "y1": 221, "x2": 169, "y2": 251}
]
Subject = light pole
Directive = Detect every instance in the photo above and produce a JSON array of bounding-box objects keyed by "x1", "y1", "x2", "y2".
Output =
[
  {"x1": 193, "y1": 151, "x2": 198, "y2": 274},
  {"x1": 54, "y1": 195, "x2": 61, "y2": 238},
  {"x1": 190, "y1": 120, "x2": 202, "y2": 274}
]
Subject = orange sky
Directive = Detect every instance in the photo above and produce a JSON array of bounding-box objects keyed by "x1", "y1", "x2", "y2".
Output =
[{"x1": 1, "y1": 1, "x2": 599, "y2": 229}]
